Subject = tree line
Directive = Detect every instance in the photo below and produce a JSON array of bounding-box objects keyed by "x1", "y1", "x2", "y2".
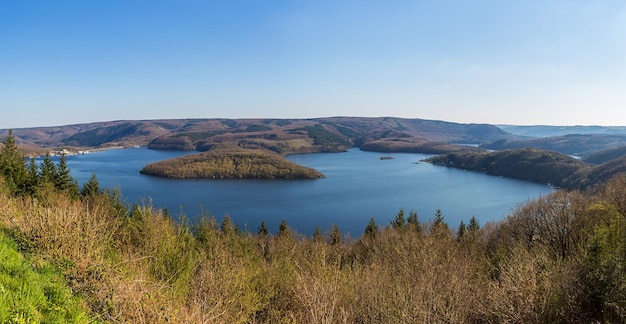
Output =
[{"x1": 0, "y1": 130, "x2": 99, "y2": 198}]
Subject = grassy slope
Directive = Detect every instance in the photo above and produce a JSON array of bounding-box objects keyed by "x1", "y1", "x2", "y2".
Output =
[{"x1": 0, "y1": 232, "x2": 91, "y2": 323}]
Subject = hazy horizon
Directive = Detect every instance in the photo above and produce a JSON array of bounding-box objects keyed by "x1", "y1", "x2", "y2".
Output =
[{"x1": 2, "y1": 1, "x2": 625, "y2": 129}]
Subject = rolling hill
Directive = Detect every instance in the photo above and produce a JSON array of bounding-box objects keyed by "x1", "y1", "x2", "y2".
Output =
[{"x1": 2, "y1": 117, "x2": 519, "y2": 155}]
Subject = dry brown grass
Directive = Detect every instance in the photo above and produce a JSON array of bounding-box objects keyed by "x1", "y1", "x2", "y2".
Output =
[{"x1": 2, "y1": 182, "x2": 626, "y2": 323}]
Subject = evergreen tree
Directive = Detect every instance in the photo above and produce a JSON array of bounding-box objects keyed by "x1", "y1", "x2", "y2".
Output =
[
  {"x1": 391, "y1": 208, "x2": 406, "y2": 230},
  {"x1": 258, "y1": 220, "x2": 269, "y2": 236},
  {"x1": 0, "y1": 130, "x2": 28, "y2": 195},
  {"x1": 329, "y1": 224, "x2": 342, "y2": 245},
  {"x1": 40, "y1": 152, "x2": 57, "y2": 185},
  {"x1": 457, "y1": 221, "x2": 466, "y2": 241},
  {"x1": 81, "y1": 173, "x2": 101, "y2": 198},
  {"x1": 407, "y1": 209, "x2": 421, "y2": 234},
  {"x1": 431, "y1": 208, "x2": 449, "y2": 234},
  {"x1": 468, "y1": 216, "x2": 480, "y2": 232},
  {"x1": 55, "y1": 153, "x2": 79, "y2": 197},
  {"x1": 278, "y1": 219, "x2": 290, "y2": 238},
  {"x1": 364, "y1": 217, "x2": 378, "y2": 238}
]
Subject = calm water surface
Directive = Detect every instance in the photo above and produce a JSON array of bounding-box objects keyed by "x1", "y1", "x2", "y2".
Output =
[{"x1": 62, "y1": 147, "x2": 553, "y2": 236}]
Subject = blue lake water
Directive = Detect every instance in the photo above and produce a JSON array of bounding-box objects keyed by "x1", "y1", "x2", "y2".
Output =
[{"x1": 60, "y1": 147, "x2": 553, "y2": 237}]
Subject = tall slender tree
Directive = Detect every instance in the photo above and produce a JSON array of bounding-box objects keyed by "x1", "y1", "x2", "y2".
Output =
[
  {"x1": 81, "y1": 173, "x2": 101, "y2": 198},
  {"x1": 55, "y1": 153, "x2": 79, "y2": 197},
  {"x1": 39, "y1": 152, "x2": 57, "y2": 185},
  {"x1": 278, "y1": 219, "x2": 290, "y2": 238},
  {"x1": 391, "y1": 208, "x2": 406, "y2": 230},
  {"x1": 0, "y1": 130, "x2": 28, "y2": 194},
  {"x1": 364, "y1": 217, "x2": 378, "y2": 238},
  {"x1": 407, "y1": 209, "x2": 421, "y2": 234},
  {"x1": 258, "y1": 220, "x2": 269, "y2": 236}
]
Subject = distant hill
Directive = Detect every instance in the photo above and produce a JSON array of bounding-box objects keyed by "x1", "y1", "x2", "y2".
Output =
[
  {"x1": 2, "y1": 117, "x2": 519, "y2": 155},
  {"x1": 498, "y1": 125, "x2": 626, "y2": 137},
  {"x1": 481, "y1": 134, "x2": 626, "y2": 157},
  {"x1": 582, "y1": 146, "x2": 626, "y2": 164}
]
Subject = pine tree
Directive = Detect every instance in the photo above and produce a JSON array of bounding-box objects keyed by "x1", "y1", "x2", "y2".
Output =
[
  {"x1": 54, "y1": 153, "x2": 79, "y2": 198},
  {"x1": 81, "y1": 173, "x2": 101, "y2": 198},
  {"x1": 26, "y1": 157, "x2": 40, "y2": 194},
  {"x1": 468, "y1": 216, "x2": 480, "y2": 232},
  {"x1": 258, "y1": 220, "x2": 269, "y2": 236},
  {"x1": 457, "y1": 221, "x2": 466, "y2": 241},
  {"x1": 364, "y1": 217, "x2": 378, "y2": 238},
  {"x1": 0, "y1": 130, "x2": 28, "y2": 195},
  {"x1": 431, "y1": 208, "x2": 449, "y2": 234},
  {"x1": 407, "y1": 209, "x2": 421, "y2": 234},
  {"x1": 40, "y1": 152, "x2": 57, "y2": 185},
  {"x1": 278, "y1": 219, "x2": 290, "y2": 238},
  {"x1": 391, "y1": 208, "x2": 406, "y2": 230}
]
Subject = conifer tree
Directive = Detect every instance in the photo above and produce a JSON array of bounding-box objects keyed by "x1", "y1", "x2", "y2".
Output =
[
  {"x1": 364, "y1": 217, "x2": 378, "y2": 238},
  {"x1": 0, "y1": 130, "x2": 28, "y2": 195},
  {"x1": 54, "y1": 153, "x2": 79, "y2": 198},
  {"x1": 468, "y1": 216, "x2": 480, "y2": 232},
  {"x1": 407, "y1": 209, "x2": 421, "y2": 234},
  {"x1": 258, "y1": 221, "x2": 269, "y2": 236},
  {"x1": 278, "y1": 219, "x2": 290, "y2": 238},
  {"x1": 457, "y1": 221, "x2": 466, "y2": 241},
  {"x1": 81, "y1": 173, "x2": 101, "y2": 198},
  {"x1": 430, "y1": 208, "x2": 449, "y2": 234},
  {"x1": 40, "y1": 152, "x2": 57, "y2": 185},
  {"x1": 391, "y1": 208, "x2": 406, "y2": 230}
]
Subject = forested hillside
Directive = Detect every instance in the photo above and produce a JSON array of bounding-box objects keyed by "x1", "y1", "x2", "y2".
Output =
[
  {"x1": 2, "y1": 129, "x2": 626, "y2": 322},
  {"x1": 426, "y1": 147, "x2": 626, "y2": 191},
  {"x1": 2, "y1": 117, "x2": 517, "y2": 155},
  {"x1": 481, "y1": 134, "x2": 626, "y2": 157},
  {"x1": 140, "y1": 147, "x2": 324, "y2": 179}
]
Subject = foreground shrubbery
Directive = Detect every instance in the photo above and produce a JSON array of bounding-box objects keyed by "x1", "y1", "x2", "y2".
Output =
[
  {"x1": 2, "y1": 131, "x2": 626, "y2": 323},
  {"x1": 2, "y1": 176, "x2": 626, "y2": 323}
]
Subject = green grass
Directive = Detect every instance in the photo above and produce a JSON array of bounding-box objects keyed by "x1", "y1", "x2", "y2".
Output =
[{"x1": 0, "y1": 231, "x2": 91, "y2": 324}]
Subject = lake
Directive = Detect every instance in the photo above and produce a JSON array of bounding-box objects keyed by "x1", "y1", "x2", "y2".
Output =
[{"x1": 61, "y1": 147, "x2": 553, "y2": 237}]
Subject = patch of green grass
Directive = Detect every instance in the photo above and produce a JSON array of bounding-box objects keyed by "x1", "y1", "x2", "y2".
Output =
[{"x1": 0, "y1": 232, "x2": 92, "y2": 323}]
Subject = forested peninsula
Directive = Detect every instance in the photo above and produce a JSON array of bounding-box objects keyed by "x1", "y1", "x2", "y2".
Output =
[
  {"x1": 425, "y1": 148, "x2": 626, "y2": 190},
  {"x1": 140, "y1": 147, "x2": 324, "y2": 179}
]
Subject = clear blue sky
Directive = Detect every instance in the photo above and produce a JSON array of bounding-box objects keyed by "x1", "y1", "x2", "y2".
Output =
[{"x1": 2, "y1": 1, "x2": 625, "y2": 128}]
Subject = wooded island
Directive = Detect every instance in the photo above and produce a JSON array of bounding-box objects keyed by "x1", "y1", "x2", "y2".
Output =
[{"x1": 140, "y1": 147, "x2": 324, "y2": 179}]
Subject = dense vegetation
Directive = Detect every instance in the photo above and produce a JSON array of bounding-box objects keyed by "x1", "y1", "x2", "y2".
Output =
[
  {"x1": 426, "y1": 147, "x2": 626, "y2": 191},
  {"x1": 360, "y1": 138, "x2": 480, "y2": 154},
  {"x1": 482, "y1": 134, "x2": 626, "y2": 157},
  {"x1": 3, "y1": 131, "x2": 626, "y2": 322},
  {"x1": 140, "y1": 147, "x2": 324, "y2": 179},
  {"x1": 426, "y1": 148, "x2": 588, "y2": 188},
  {"x1": 5, "y1": 117, "x2": 517, "y2": 156}
]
